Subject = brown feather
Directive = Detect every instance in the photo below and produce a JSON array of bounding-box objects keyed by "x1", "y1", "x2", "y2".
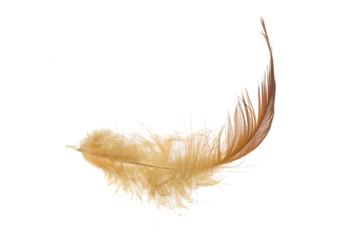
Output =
[{"x1": 66, "y1": 18, "x2": 276, "y2": 210}]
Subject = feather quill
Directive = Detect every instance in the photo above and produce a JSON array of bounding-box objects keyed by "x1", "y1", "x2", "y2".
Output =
[{"x1": 66, "y1": 18, "x2": 276, "y2": 210}]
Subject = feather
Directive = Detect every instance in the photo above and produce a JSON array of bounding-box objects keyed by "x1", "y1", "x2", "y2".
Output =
[{"x1": 66, "y1": 18, "x2": 276, "y2": 210}]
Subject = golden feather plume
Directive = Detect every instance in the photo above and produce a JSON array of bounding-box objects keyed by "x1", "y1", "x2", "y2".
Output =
[{"x1": 66, "y1": 18, "x2": 276, "y2": 210}]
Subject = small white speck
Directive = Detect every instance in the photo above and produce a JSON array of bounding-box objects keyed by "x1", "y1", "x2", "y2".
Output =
[
  {"x1": 296, "y1": 80, "x2": 304, "y2": 88},
  {"x1": 8, "y1": 112, "x2": 16, "y2": 120},
  {"x1": 32, "y1": 152, "x2": 40, "y2": 168},
  {"x1": 184, "y1": 72, "x2": 192, "y2": 80},
  {"x1": 328, "y1": 192, "x2": 336, "y2": 200},
  {"x1": 240, "y1": 80, "x2": 249, "y2": 88},
  {"x1": 200, "y1": 88, "x2": 209, "y2": 96},
  {"x1": 96, "y1": 176, "x2": 104, "y2": 184},
  {"x1": 248, "y1": 24, "x2": 256, "y2": 32},
  {"x1": 256, "y1": 160, "x2": 264, "y2": 168},
  {"x1": 24, "y1": 104, "x2": 32, "y2": 112}
]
